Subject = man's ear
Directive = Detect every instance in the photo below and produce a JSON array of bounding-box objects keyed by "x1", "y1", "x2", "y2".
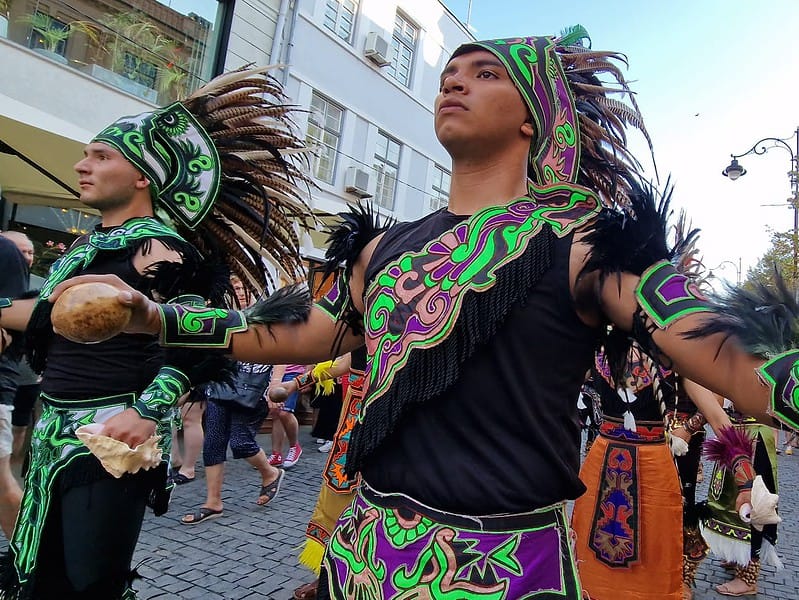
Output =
[
  {"x1": 521, "y1": 121, "x2": 534, "y2": 138},
  {"x1": 135, "y1": 174, "x2": 151, "y2": 190}
]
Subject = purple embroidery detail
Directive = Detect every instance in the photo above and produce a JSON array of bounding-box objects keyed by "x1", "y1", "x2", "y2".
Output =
[{"x1": 657, "y1": 273, "x2": 694, "y2": 304}]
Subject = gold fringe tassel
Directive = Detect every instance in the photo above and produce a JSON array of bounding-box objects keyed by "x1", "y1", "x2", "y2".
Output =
[
  {"x1": 311, "y1": 361, "x2": 336, "y2": 396},
  {"x1": 298, "y1": 537, "x2": 326, "y2": 576}
]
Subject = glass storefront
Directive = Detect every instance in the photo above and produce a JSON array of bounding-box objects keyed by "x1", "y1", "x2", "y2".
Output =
[{"x1": 1, "y1": 0, "x2": 228, "y2": 105}]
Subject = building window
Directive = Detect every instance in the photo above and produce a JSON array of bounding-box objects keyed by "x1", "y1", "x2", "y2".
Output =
[
  {"x1": 26, "y1": 13, "x2": 69, "y2": 57},
  {"x1": 430, "y1": 165, "x2": 450, "y2": 212},
  {"x1": 374, "y1": 132, "x2": 401, "y2": 211},
  {"x1": 387, "y1": 13, "x2": 417, "y2": 87},
  {"x1": 123, "y1": 52, "x2": 159, "y2": 90},
  {"x1": 307, "y1": 92, "x2": 344, "y2": 184},
  {"x1": 323, "y1": 0, "x2": 358, "y2": 43}
]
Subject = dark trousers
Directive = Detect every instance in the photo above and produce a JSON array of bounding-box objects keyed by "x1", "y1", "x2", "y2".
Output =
[{"x1": 32, "y1": 476, "x2": 148, "y2": 599}]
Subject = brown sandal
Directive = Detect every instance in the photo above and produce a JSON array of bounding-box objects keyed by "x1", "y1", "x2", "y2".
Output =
[{"x1": 293, "y1": 579, "x2": 318, "y2": 600}]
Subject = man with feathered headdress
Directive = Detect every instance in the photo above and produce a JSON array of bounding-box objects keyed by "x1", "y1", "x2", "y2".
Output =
[
  {"x1": 0, "y1": 67, "x2": 314, "y2": 598},
  {"x1": 47, "y1": 28, "x2": 799, "y2": 600}
]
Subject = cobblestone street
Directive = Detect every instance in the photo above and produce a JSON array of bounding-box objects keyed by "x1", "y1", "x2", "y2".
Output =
[
  {"x1": 130, "y1": 428, "x2": 799, "y2": 599},
  {"x1": 5, "y1": 427, "x2": 798, "y2": 599}
]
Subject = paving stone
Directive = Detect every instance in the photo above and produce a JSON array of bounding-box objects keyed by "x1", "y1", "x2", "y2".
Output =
[{"x1": 4, "y1": 427, "x2": 799, "y2": 598}]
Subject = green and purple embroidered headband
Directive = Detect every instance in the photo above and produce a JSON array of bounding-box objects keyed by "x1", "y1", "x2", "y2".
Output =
[
  {"x1": 92, "y1": 102, "x2": 221, "y2": 230},
  {"x1": 450, "y1": 35, "x2": 580, "y2": 187}
]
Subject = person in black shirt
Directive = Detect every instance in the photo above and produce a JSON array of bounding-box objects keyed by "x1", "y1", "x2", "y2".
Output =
[
  {"x1": 53, "y1": 31, "x2": 799, "y2": 600},
  {"x1": 0, "y1": 233, "x2": 28, "y2": 538},
  {"x1": 0, "y1": 68, "x2": 314, "y2": 599}
]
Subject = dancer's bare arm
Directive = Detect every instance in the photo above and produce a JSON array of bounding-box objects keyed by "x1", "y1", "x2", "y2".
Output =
[
  {"x1": 0, "y1": 298, "x2": 36, "y2": 332},
  {"x1": 569, "y1": 237, "x2": 771, "y2": 422},
  {"x1": 49, "y1": 241, "x2": 374, "y2": 367}
]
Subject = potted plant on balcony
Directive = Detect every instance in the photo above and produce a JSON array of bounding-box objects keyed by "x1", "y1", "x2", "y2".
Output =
[
  {"x1": 157, "y1": 40, "x2": 191, "y2": 103},
  {"x1": 85, "y1": 11, "x2": 168, "y2": 102},
  {"x1": 19, "y1": 11, "x2": 98, "y2": 64}
]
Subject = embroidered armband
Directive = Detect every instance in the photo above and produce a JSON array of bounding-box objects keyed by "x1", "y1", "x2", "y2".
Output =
[
  {"x1": 294, "y1": 371, "x2": 316, "y2": 393},
  {"x1": 757, "y1": 349, "x2": 799, "y2": 431},
  {"x1": 684, "y1": 413, "x2": 707, "y2": 435},
  {"x1": 732, "y1": 456, "x2": 756, "y2": 491},
  {"x1": 133, "y1": 366, "x2": 190, "y2": 422},
  {"x1": 635, "y1": 261, "x2": 711, "y2": 329},
  {"x1": 158, "y1": 304, "x2": 247, "y2": 348},
  {"x1": 316, "y1": 272, "x2": 350, "y2": 321},
  {"x1": 703, "y1": 426, "x2": 755, "y2": 491},
  {"x1": 0, "y1": 297, "x2": 9, "y2": 324}
]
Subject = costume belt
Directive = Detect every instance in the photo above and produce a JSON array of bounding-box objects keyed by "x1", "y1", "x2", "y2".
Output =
[
  {"x1": 40, "y1": 391, "x2": 137, "y2": 410},
  {"x1": 324, "y1": 481, "x2": 581, "y2": 599},
  {"x1": 361, "y1": 480, "x2": 566, "y2": 531},
  {"x1": 600, "y1": 417, "x2": 666, "y2": 443}
]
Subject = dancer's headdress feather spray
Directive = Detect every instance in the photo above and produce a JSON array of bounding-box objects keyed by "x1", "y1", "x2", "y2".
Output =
[{"x1": 92, "y1": 65, "x2": 316, "y2": 299}]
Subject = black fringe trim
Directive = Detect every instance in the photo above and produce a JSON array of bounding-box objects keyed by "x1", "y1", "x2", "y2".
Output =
[
  {"x1": 0, "y1": 550, "x2": 27, "y2": 600},
  {"x1": 243, "y1": 283, "x2": 312, "y2": 329},
  {"x1": 345, "y1": 226, "x2": 555, "y2": 475},
  {"x1": 24, "y1": 301, "x2": 52, "y2": 375},
  {"x1": 322, "y1": 202, "x2": 394, "y2": 354},
  {"x1": 580, "y1": 178, "x2": 686, "y2": 281},
  {"x1": 685, "y1": 269, "x2": 799, "y2": 359},
  {"x1": 321, "y1": 202, "x2": 394, "y2": 285},
  {"x1": 580, "y1": 178, "x2": 695, "y2": 383}
]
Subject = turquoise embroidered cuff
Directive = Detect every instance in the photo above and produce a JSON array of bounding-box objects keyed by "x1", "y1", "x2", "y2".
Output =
[
  {"x1": 133, "y1": 366, "x2": 190, "y2": 422},
  {"x1": 158, "y1": 304, "x2": 247, "y2": 348},
  {"x1": 635, "y1": 261, "x2": 711, "y2": 329},
  {"x1": 0, "y1": 298, "x2": 11, "y2": 309},
  {"x1": 758, "y1": 349, "x2": 799, "y2": 431}
]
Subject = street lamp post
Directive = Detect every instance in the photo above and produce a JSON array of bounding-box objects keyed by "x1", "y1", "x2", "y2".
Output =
[
  {"x1": 722, "y1": 126, "x2": 799, "y2": 290},
  {"x1": 707, "y1": 258, "x2": 742, "y2": 286}
]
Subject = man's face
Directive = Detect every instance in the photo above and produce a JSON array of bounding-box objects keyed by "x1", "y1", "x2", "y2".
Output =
[
  {"x1": 232, "y1": 278, "x2": 250, "y2": 308},
  {"x1": 434, "y1": 50, "x2": 530, "y2": 152},
  {"x1": 2, "y1": 232, "x2": 34, "y2": 267},
  {"x1": 73, "y1": 142, "x2": 148, "y2": 211}
]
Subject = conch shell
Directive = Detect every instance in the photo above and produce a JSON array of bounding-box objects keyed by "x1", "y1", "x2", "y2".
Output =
[
  {"x1": 76, "y1": 423, "x2": 162, "y2": 478},
  {"x1": 748, "y1": 474, "x2": 781, "y2": 532}
]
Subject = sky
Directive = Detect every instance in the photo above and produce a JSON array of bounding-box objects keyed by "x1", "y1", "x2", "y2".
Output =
[{"x1": 442, "y1": 0, "x2": 799, "y2": 286}]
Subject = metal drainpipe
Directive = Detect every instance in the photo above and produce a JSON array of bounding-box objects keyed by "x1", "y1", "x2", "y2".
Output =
[
  {"x1": 279, "y1": 0, "x2": 299, "y2": 86},
  {"x1": 268, "y1": 0, "x2": 291, "y2": 65}
]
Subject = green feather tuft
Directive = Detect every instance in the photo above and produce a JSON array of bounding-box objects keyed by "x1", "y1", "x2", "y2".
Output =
[{"x1": 558, "y1": 24, "x2": 591, "y2": 48}]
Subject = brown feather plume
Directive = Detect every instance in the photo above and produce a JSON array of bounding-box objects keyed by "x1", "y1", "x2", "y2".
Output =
[
  {"x1": 171, "y1": 65, "x2": 317, "y2": 299},
  {"x1": 554, "y1": 36, "x2": 657, "y2": 207}
]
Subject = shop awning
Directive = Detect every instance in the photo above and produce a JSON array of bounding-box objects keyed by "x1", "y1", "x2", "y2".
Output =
[{"x1": 0, "y1": 93, "x2": 92, "y2": 209}]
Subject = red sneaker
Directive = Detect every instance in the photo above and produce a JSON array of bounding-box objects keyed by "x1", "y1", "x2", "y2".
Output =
[
  {"x1": 283, "y1": 444, "x2": 303, "y2": 468},
  {"x1": 267, "y1": 452, "x2": 283, "y2": 466}
]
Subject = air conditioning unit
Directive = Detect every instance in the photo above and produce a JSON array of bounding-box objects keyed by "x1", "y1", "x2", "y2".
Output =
[
  {"x1": 344, "y1": 167, "x2": 373, "y2": 198},
  {"x1": 364, "y1": 32, "x2": 391, "y2": 67}
]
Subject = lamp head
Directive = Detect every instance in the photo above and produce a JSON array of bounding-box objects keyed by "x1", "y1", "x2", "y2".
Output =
[{"x1": 723, "y1": 157, "x2": 746, "y2": 181}]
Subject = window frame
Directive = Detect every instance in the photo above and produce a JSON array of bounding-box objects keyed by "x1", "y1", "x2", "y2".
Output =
[
  {"x1": 374, "y1": 131, "x2": 401, "y2": 211},
  {"x1": 322, "y1": 0, "x2": 359, "y2": 44},
  {"x1": 306, "y1": 91, "x2": 345, "y2": 185},
  {"x1": 386, "y1": 12, "x2": 418, "y2": 88},
  {"x1": 430, "y1": 164, "x2": 451, "y2": 212}
]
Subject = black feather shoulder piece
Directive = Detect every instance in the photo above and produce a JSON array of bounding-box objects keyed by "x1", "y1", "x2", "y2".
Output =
[
  {"x1": 242, "y1": 283, "x2": 312, "y2": 329},
  {"x1": 322, "y1": 202, "x2": 394, "y2": 281},
  {"x1": 581, "y1": 178, "x2": 690, "y2": 280},
  {"x1": 686, "y1": 270, "x2": 799, "y2": 358}
]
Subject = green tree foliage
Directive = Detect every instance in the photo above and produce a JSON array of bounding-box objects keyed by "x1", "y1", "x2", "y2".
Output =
[{"x1": 743, "y1": 227, "x2": 797, "y2": 290}]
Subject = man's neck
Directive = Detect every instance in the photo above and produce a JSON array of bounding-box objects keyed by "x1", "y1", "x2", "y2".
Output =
[
  {"x1": 446, "y1": 158, "x2": 528, "y2": 216},
  {"x1": 99, "y1": 195, "x2": 155, "y2": 228}
]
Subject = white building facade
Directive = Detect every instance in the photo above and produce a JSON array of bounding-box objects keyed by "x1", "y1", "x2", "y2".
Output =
[{"x1": 0, "y1": 0, "x2": 471, "y2": 267}]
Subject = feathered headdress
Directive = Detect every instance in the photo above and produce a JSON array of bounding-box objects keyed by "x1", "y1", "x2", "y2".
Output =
[
  {"x1": 92, "y1": 66, "x2": 315, "y2": 299},
  {"x1": 450, "y1": 25, "x2": 654, "y2": 208}
]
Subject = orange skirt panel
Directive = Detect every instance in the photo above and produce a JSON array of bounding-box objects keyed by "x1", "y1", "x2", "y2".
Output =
[{"x1": 572, "y1": 435, "x2": 683, "y2": 600}]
